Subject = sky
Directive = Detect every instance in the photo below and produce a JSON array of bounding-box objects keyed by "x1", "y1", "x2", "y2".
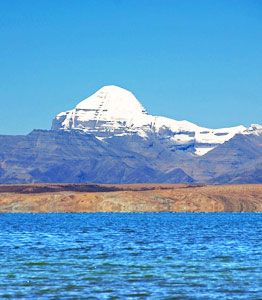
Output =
[{"x1": 0, "y1": 0, "x2": 261, "y2": 135}]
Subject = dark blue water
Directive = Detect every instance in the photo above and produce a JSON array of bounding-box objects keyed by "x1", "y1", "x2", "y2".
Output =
[{"x1": 0, "y1": 213, "x2": 261, "y2": 299}]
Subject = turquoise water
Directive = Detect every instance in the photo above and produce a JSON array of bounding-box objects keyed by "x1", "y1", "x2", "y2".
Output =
[{"x1": 0, "y1": 213, "x2": 261, "y2": 299}]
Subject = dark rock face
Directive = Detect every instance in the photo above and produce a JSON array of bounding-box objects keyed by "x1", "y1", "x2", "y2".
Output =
[
  {"x1": 0, "y1": 130, "x2": 261, "y2": 184},
  {"x1": 197, "y1": 134, "x2": 262, "y2": 183}
]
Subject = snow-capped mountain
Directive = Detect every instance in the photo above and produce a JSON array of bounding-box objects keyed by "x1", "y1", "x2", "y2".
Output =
[
  {"x1": 0, "y1": 85, "x2": 261, "y2": 184},
  {"x1": 52, "y1": 85, "x2": 254, "y2": 155}
]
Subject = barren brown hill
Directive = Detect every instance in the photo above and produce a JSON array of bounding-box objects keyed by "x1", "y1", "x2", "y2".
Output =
[{"x1": 0, "y1": 184, "x2": 261, "y2": 212}]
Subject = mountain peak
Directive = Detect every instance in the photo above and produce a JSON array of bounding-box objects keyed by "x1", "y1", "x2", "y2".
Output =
[
  {"x1": 52, "y1": 85, "x2": 149, "y2": 135},
  {"x1": 92, "y1": 85, "x2": 132, "y2": 93},
  {"x1": 76, "y1": 85, "x2": 147, "y2": 117}
]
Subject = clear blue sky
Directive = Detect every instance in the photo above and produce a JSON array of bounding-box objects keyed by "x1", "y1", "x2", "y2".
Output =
[{"x1": 0, "y1": 0, "x2": 261, "y2": 134}]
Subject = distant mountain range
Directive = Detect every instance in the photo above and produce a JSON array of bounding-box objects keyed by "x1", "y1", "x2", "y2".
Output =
[{"x1": 0, "y1": 85, "x2": 261, "y2": 184}]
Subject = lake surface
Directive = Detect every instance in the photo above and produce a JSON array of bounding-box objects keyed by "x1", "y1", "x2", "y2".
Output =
[{"x1": 0, "y1": 213, "x2": 261, "y2": 299}]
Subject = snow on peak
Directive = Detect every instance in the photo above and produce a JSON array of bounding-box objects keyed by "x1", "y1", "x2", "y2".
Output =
[
  {"x1": 244, "y1": 124, "x2": 262, "y2": 136},
  {"x1": 52, "y1": 85, "x2": 151, "y2": 134},
  {"x1": 75, "y1": 85, "x2": 147, "y2": 122},
  {"x1": 52, "y1": 85, "x2": 253, "y2": 155}
]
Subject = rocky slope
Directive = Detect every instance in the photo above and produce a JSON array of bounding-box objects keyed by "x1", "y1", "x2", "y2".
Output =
[
  {"x1": 0, "y1": 128, "x2": 261, "y2": 184},
  {"x1": 0, "y1": 184, "x2": 261, "y2": 212}
]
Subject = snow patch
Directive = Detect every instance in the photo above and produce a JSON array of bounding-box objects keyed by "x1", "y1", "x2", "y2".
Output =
[{"x1": 195, "y1": 147, "x2": 214, "y2": 156}]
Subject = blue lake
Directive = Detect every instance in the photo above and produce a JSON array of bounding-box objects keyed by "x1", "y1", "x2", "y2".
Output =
[{"x1": 0, "y1": 213, "x2": 261, "y2": 299}]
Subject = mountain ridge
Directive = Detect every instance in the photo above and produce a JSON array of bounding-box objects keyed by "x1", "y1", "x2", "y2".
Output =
[
  {"x1": 0, "y1": 85, "x2": 261, "y2": 184},
  {"x1": 52, "y1": 85, "x2": 259, "y2": 156}
]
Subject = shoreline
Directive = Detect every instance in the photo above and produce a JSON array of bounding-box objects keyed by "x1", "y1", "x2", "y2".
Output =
[{"x1": 0, "y1": 183, "x2": 261, "y2": 213}]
